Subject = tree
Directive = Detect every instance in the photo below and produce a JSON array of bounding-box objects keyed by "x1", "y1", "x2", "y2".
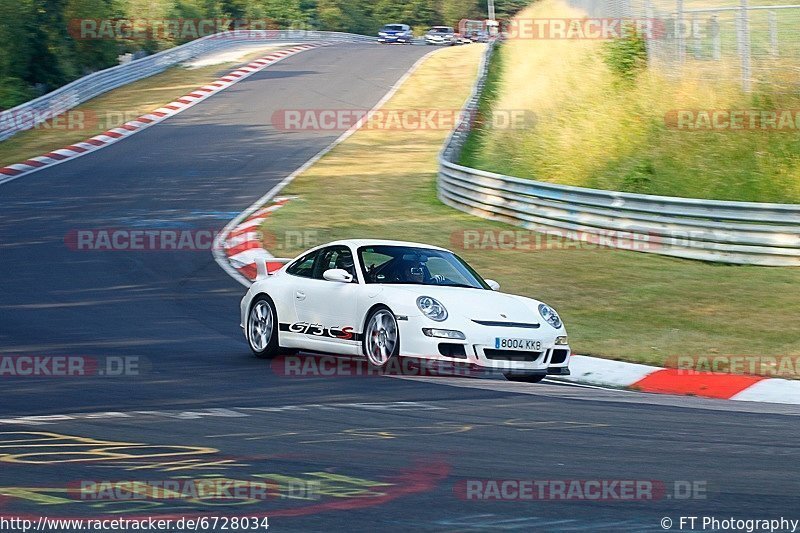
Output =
[
  {"x1": 65, "y1": 0, "x2": 120, "y2": 74},
  {"x1": 315, "y1": 0, "x2": 345, "y2": 31},
  {"x1": 439, "y1": 0, "x2": 482, "y2": 26}
]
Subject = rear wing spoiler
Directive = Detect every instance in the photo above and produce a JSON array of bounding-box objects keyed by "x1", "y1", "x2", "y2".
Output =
[{"x1": 255, "y1": 258, "x2": 292, "y2": 280}]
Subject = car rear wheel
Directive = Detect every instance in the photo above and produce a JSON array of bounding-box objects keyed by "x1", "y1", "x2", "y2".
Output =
[
  {"x1": 504, "y1": 373, "x2": 547, "y2": 383},
  {"x1": 363, "y1": 307, "x2": 399, "y2": 368},
  {"x1": 247, "y1": 296, "x2": 279, "y2": 359}
]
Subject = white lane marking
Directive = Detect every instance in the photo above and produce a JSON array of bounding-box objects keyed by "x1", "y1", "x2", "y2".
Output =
[
  {"x1": 0, "y1": 401, "x2": 444, "y2": 425},
  {"x1": 389, "y1": 374, "x2": 800, "y2": 415}
]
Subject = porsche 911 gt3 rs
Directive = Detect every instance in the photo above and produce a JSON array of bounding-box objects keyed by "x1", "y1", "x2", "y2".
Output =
[{"x1": 240, "y1": 240, "x2": 570, "y2": 382}]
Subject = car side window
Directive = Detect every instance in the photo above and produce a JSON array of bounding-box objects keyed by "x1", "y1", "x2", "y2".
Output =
[
  {"x1": 312, "y1": 246, "x2": 357, "y2": 281},
  {"x1": 360, "y1": 250, "x2": 393, "y2": 283},
  {"x1": 286, "y1": 250, "x2": 318, "y2": 278}
]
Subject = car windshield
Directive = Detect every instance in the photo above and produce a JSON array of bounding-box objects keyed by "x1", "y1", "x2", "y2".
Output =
[
  {"x1": 358, "y1": 245, "x2": 489, "y2": 289},
  {"x1": 431, "y1": 27, "x2": 452, "y2": 33},
  {"x1": 383, "y1": 25, "x2": 405, "y2": 31}
]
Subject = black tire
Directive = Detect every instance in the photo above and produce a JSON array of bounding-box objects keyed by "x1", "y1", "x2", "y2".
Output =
[
  {"x1": 504, "y1": 373, "x2": 547, "y2": 383},
  {"x1": 362, "y1": 306, "x2": 400, "y2": 369},
  {"x1": 247, "y1": 296, "x2": 279, "y2": 359}
]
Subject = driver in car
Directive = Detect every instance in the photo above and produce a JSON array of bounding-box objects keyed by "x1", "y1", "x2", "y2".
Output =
[
  {"x1": 335, "y1": 253, "x2": 356, "y2": 279},
  {"x1": 402, "y1": 261, "x2": 445, "y2": 284}
]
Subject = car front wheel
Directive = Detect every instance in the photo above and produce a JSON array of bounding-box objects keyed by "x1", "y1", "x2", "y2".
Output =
[
  {"x1": 363, "y1": 307, "x2": 399, "y2": 368},
  {"x1": 247, "y1": 296, "x2": 279, "y2": 359}
]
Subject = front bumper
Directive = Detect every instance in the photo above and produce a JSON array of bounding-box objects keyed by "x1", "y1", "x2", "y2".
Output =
[
  {"x1": 379, "y1": 35, "x2": 411, "y2": 43},
  {"x1": 396, "y1": 313, "x2": 570, "y2": 374}
]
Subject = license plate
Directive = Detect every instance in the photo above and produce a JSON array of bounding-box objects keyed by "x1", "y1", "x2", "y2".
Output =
[{"x1": 495, "y1": 338, "x2": 541, "y2": 351}]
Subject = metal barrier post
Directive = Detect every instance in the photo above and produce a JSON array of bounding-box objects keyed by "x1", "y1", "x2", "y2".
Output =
[{"x1": 738, "y1": 0, "x2": 752, "y2": 92}]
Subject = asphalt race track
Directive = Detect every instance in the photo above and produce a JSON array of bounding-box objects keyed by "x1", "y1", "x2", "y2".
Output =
[{"x1": 1, "y1": 43, "x2": 799, "y2": 532}]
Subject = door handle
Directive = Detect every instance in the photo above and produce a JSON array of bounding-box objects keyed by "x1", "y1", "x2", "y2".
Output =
[{"x1": 295, "y1": 291, "x2": 306, "y2": 300}]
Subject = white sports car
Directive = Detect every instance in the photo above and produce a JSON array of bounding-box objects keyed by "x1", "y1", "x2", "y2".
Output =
[{"x1": 239, "y1": 240, "x2": 570, "y2": 382}]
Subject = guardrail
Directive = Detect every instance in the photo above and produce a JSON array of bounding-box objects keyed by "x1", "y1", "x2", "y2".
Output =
[
  {"x1": 437, "y1": 42, "x2": 800, "y2": 266},
  {"x1": 0, "y1": 30, "x2": 376, "y2": 142}
]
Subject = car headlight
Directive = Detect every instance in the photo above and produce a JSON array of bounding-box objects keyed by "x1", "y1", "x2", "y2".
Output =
[
  {"x1": 417, "y1": 296, "x2": 448, "y2": 322},
  {"x1": 538, "y1": 303, "x2": 562, "y2": 329},
  {"x1": 379, "y1": 32, "x2": 387, "y2": 36}
]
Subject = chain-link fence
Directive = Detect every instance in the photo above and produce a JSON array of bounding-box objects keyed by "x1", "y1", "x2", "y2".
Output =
[{"x1": 565, "y1": 0, "x2": 800, "y2": 92}]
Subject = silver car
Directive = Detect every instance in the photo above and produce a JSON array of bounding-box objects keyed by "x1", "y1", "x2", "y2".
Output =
[
  {"x1": 425, "y1": 26, "x2": 457, "y2": 46},
  {"x1": 378, "y1": 23, "x2": 413, "y2": 44}
]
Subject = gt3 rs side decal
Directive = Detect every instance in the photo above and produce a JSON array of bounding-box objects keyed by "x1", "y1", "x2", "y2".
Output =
[{"x1": 280, "y1": 322, "x2": 362, "y2": 342}]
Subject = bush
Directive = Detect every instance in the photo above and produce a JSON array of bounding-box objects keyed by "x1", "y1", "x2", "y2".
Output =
[
  {"x1": 604, "y1": 25, "x2": 648, "y2": 80},
  {"x1": 0, "y1": 78, "x2": 36, "y2": 109}
]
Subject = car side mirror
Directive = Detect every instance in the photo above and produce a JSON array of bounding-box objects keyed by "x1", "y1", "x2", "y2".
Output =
[
  {"x1": 323, "y1": 269, "x2": 353, "y2": 283},
  {"x1": 485, "y1": 279, "x2": 500, "y2": 291}
]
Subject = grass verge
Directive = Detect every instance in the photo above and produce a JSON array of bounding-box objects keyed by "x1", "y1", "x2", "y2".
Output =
[
  {"x1": 264, "y1": 43, "x2": 800, "y2": 373},
  {"x1": 0, "y1": 45, "x2": 285, "y2": 168},
  {"x1": 460, "y1": 0, "x2": 800, "y2": 203}
]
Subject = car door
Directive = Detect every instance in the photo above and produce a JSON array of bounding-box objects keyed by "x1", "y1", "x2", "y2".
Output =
[
  {"x1": 291, "y1": 245, "x2": 361, "y2": 354},
  {"x1": 280, "y1": 248, "x2": 320, "y2": 347}
]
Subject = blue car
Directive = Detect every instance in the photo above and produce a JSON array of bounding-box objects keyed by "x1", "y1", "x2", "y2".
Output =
[{"x1": 378, "y1": 24, "x2": 413, "y2": 44}]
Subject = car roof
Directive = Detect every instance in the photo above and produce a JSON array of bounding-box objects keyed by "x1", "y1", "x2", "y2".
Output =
[{"x1": 323, "y1": 239, "x2": 451, "y2": 252}]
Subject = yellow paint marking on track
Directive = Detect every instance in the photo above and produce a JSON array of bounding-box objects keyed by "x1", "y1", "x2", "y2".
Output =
[
  {"x1": 0, "y1": 431, "x2": 139, "y2": 447},
  {"x1": 107, "y1": 458, "x2": 250, "y2": 472},
  {"x1": 0, "y1": 431, "x2": 218, "y2": 464}
]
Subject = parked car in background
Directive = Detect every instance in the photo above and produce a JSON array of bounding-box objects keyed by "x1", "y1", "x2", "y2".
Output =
[
  {"x1": 378, "y1": 23, "x2": 413, "y2": 44},
  {"x1": 455, "y1": 33, "x2": 473, "y2": 44},
  {"x1": 467, "y1": 30, "x2": 489, "y2": 43},
  {"x1": 425, "y1": 26, "x2": 458, "y2": 45}
]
